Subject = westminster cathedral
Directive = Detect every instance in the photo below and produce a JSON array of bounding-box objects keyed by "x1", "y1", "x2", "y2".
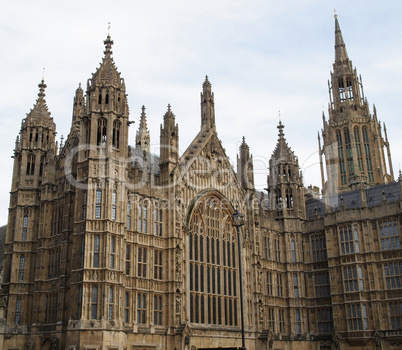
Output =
[{"x1": 0, "y1": 15, "x2": 401, "y2": 350}]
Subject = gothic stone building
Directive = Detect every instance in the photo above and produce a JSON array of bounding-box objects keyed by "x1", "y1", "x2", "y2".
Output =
[{"x1": 0, "y1": 15, "x2": 401, "y2": 350}]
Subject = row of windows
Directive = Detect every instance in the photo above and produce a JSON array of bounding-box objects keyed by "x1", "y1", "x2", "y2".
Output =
[
  {"x1": 89, "y1": 287, "x2": 163, "y2": 325},
  {"x1": 96, "y1": 118, "x2": 121, "y2": 148}
]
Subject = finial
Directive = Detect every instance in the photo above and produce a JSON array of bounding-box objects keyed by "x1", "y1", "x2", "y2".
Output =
[
  {"x1": 278, "y1": 110, "x2": 281, "y2": 122},
  {"x1": 108, "y1": 22, "x2": 111, "y2": 36},
  {"x1": 42, "y1": 68, "x2": 45, "y2": 82},
  {"x1": 277, "y1": 120, "x2": 284, "y2": 138},
  {"x1": 334, "y1": 9, "x2": 337, "y2": 18},
  {"x1": 167, "y1": 103, "x2": 171, "y2": 112}
]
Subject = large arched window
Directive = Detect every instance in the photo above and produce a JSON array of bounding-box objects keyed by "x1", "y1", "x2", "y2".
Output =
[{"x1": 189, "y1": 195, "x2": 239, "y2": 326}]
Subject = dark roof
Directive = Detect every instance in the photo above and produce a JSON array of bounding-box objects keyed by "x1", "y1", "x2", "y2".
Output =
[
  {"x1": 306, "y1": 182, "x2": 400, "y2": 220},
  {"x1": 129, "y1": 146, "x2": 160, "y2": 175}
]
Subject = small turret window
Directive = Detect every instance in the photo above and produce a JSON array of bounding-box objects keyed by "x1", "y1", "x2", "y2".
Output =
[
  {"x1": 105, "y1": 94, "x2": 109, "y2": 104},
  {"x1": 338, "y1": 79, "x2": 346, "y2": 102},
  {"x1": 113, "y1": 120, "x2": 121, "y2": 149},
  {"x1": 22, "y1": 215, "x2": 28, "y2": 241},
  {"x1": 347, "y1": 78, "x2": 353, "y2": 100},
  {"x1": 97, "y1": 118, "x2": 107, "y2": 146},
  {"x1": 98, "y1": 93, "x2": 102, "y2": 104},
  {"x1": 29, "y1": 132, "x2": 33, "y2": 142}
]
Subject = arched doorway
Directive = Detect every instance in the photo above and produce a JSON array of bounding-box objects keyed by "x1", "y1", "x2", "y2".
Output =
[{"x1": 41, "y1": 337, "x2": 58, "y2": 350}]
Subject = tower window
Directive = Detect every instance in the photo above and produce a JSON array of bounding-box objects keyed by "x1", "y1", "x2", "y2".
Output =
[
  {"x1": 95, "y1": 188, "x2": 102, "y2": 219},
  {"x1": 91, "y1": 285, "x2": 98, "y2": 319},
  {"x1": 344, "y1": 128, "x2": 354, "y2": 177},
  {"x1": 112, "y1": 190, "x2": 117, "y2": 220},
  {"x1": 112, "y1": 120, "x2": 121, "y2": 149},
  {"x1": 127, "y1": 201, "x2": 131, "y2": 229},
  {"x1": 97, "y1": 118, "x2": 107, "y2": 146},
  {"x1": 98, "y1": 93, "x2": 102, "y2": 104},
  {"x1": 137, "y1": 293, "x2": 147, "y2": 324},
  {"x1": 105, "y1": 93, "x2": 109, "y2": 105},
  {"x1": 347, "y1": 78, "x2": 353, "y2": 100},
  {"x1": 39, "y1": 156, "x2": 45, "y2": 177},
  {"x1": 26, "y1": 154, "x2": 35, "y2": 176},
  {"x1": 15, "y1": 297, "x2": 22, "y2": 325},
  {"x1": 18, "y1": 255, "x2": 25, "y2": 281},
  {"x1": 125, "y1": 292, "x2": 130, "y2": 323},
  {"x1": 362, "y1": 127, "x2": 374, "y2": 182},
  {"x1": 22, "y1": 214, "x2": 28, "y2": 241},
  {"x1": 338, "y1": 78, "x2": 346, "y2": 102},
  {"x1": 380, "y1": 220, "x2": 400, "y2": 251},
  {"x1": 154, "y1": 295, "x2": 163, "y2": 325},
  {"x1": 110, "y1": 236, "x2": 115, "y2": 269},
  {"x1": 108, "y1": 286, "x2": 114, "y2": 320},
  {"x1": 126, "y1": 245, "x2": 131, "y2": 275},
  {"x1": 93, "y1": 235, "x2": 100, "y2": 268},
  {"x1": 291, "y1": 239, "x2": 296, "y2": 262}
]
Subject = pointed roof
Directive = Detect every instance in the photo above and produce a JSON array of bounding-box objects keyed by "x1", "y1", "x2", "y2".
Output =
[
  {"x1": 203, "y1": 75, "x2": 211, "y2": 90},
  {"x1": 334, "y1": 14, "x2": 349, "y2": 63},
  {"x1": 25, "y1": 79, "x2": 53, "y2": 124},
  {"x1": 91, "y1": 34, "x2": 122, "y2": 85},
  {"x1": 272, "y1": 121, "x2": 296, "y2": 162}
]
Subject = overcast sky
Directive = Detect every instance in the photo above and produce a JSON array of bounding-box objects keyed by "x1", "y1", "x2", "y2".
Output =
[{"x1": 0, "y1": 1, "x2": 401, "y2": 225}]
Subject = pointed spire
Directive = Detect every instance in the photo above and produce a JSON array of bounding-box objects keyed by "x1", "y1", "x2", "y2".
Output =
[
  {"x1": 334, "y1": 13, "x2": 349, "y2": 63},
  {"x1": 240, "y1": 136, "x2": 250, "y2": 152},
  {"x1": 136, "y1": 106, "x2": 150, "y2": 153},
  {"x1": 139, "y1": 105, "x2": 148, "y2": 129}
]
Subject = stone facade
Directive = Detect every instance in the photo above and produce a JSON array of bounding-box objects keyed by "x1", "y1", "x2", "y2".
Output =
[{"x1": 0, "y1": 15, "x2": 401, "y2": 350}]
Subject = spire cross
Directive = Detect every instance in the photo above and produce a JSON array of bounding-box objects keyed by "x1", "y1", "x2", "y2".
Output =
[{"x1": 108, "y1": 22, "x2": 111, "y2": 36}]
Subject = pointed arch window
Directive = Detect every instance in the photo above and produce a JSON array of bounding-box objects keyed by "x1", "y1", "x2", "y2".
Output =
[
  {"x1": 98, "y1": 93, "x2": 102, "y2": 105},
  {"x1": 346, "y1": 78, "x2": 353, "y2": 100},
  {"x1": 286, "y1": 188, "x2": 293, "y2": 208},
  {"x1": 362, "y1": 127, "x2": 373, "y2": 182},
  {"x1": 97, "y1": 118, "x2": 107, "y2": 146},
  {"x1": 336, "y1": 129, "x2": 346, "y2": 185},
  {"x1": 189, "y1": 197, "x2": 239, "y2": 326},
  {"x1": 22, "y1": 214, "x2": 28, "y2": 241},
  {"x1": 354, "y1": 127, "x2": 364, "y2": 172},
  {"x1": 344, "y1": 128, "x2": 354, "y2": 177},
  {"x1": 26, "y1": 154, "x2": 35, "y2": 176},
  {"x1": 105, "y1": 93, "x2": 109, "y2": 105},
  {"x1": 84, "y1": 120, "x2": 91, "y2": 145},
  {"x1": 112, "y1": 120, "x2": 121, "y2": 149},
  {"x1": 338, "y1": 78, "x2": 346, "y2": 102},
  {"x1": 39, "y1": 156, "x2": 45, "y2": 177}
]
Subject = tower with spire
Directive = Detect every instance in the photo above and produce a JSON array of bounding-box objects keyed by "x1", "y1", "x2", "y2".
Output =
[
  {"x1": 320, "y1": 14, "x2": 393, "y2": 194},
  {"x1": 267, "y1": 121, "x2": 305, "y2": 218}
]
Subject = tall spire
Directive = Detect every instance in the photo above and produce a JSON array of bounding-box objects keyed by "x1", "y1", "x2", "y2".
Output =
[{"x1": 334, "y1": 13, "x2": 349, "y2": 63}]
